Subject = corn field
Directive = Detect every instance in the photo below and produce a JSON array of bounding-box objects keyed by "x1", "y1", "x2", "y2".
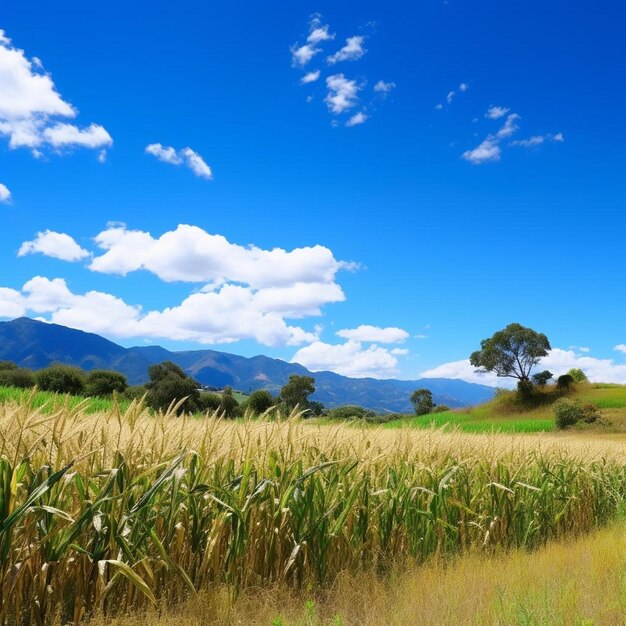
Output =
[{"x1": 1, "y1": 396, "x2": 626, "y2": 625}]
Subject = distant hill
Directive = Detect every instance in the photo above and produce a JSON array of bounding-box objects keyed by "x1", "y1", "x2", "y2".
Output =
[{"x1": 0, "y1": 318, "x2": 496, "y2": 412}]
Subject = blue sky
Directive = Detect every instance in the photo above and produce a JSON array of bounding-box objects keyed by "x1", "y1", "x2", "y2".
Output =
[{"x1": 1, "y1": 0, "x2": 626, "y2": 384}]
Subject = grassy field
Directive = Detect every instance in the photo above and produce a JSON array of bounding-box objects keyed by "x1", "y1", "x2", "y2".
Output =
[
  {"x1": 88, "y1": 521, "x2": 626, "y2": 625},
  {"x1": 381, "y1": 383, "x2": 626, "y2": 433},
  {"x1": 0, "y1": 384, "x2": 127, "y2": 413},
  {"x1": 2, "y1": 397, "x2": 626, "y2": 624}
]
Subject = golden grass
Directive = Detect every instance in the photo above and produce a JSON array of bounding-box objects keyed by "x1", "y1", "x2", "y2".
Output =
[
  {"x1": 87, "y1": 521, "x2": 626, "y2": 626},
  {"x1": 3, "y1": 395, "x2": 626, "y2": 624}
]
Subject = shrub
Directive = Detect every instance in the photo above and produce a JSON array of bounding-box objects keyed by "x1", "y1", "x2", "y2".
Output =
[
  {"x1": 432, "y1": 405, "x2": 450, "y2": 413},
  {"x1": 35, "y1": 364, "x2": 85, "y2": 395},
  {"x1": 557, "y1": 374, "x2": 575, "y2": 390},
  {"x1": 0, "y1": 366, "x2": 34, "y2": 389},
  {"x1": 516, "y1": 379, "x2": 535, "y2": 402},
  {"x1": 123, "y1": 385, "x2": 147, "y2": 402},
  {"x1": 532, "y1": 370, "x2": 553, "y2": 386},
  {"x1": 85, "y1": 370, "x2": 127, "y2": 397},
  {"x1": 568, "y1": 368, "x2": 589, "y2": 383},
  {"x1": 197, "y1": 392, "x2": 222, "y2": 413},
  {"x1": 247, "y1": 390, "x2": 275, "y2": 415},
  {"x1": 554, "y1": 398, "x2": 601, "y2": 429},
  {"x1": 326, "y1": 405, "x2": 376, "y2": 420},
  {"x1": 219, "y1": 387, "x2": 240, "y2": 418},
  {"x1": 0, "y1": 361, "x2": 18, "y2": 371}
]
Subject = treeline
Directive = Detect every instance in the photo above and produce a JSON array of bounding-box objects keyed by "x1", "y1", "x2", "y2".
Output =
[{"x1": 0, "y1": 360, "x2": 325, "y2": 418}]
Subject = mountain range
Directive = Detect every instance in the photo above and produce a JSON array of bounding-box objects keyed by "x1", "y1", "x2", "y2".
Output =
[{"x1": 0, "y1": 318, "x2": 495, "y2": 412}]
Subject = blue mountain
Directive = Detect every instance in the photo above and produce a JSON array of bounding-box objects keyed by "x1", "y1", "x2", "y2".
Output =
[{"x1": 0, "y1": 318, "x2": 495, "y2": 412}]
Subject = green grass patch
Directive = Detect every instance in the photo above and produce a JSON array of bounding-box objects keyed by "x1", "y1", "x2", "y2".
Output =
[
  {"x1": 382, "y1": 410, "x2": 555, "y2": 433},
  {"x1": 0, "y1": 385, "x2": 128, "y2": 414}
]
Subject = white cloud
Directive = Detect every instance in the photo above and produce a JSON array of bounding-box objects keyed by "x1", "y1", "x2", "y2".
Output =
[
  {"x1": 145, "y1": 143, "x2": 182, "y2": 164},
  {"x1": 462, "y1": 113, "x2": 520, "y2": 164},
  {"x1": 421, "y1": 348, "x2": 626, "y2": 387},
  {"x1": 0, "y1": 183, "x2": 11, "y2": 203},
  {"x1": 485, "y1": 105, "x2": 510, "y2": 120},
  {"x1": 307, "y1": 18, "x2": 334, "y2": 45},
  {"x1": 291, "y1": 15, "x2": 334, "y2": 67},
  {"x1": 374, "y1": 80, "x2": 396, "y2": 94},
  {"x1": 496, "y1": 113, "x2": 521, "y2": 138},
  {"x1": 180, "y1": 147, "x2": 212, "y2": 179},
  {"x1": 18, "y1": 230, "x2": 90, "y2": 262},
  {"x1": 300, "y1": 70, "x2": 321, "y2": 84},
  {"x1": 459, "y1": 82, "x2": 469, "y2": 92},
  {"x1": 88, "y1": 224, "x2": 353, "y2": 289},
  {"x1": 292, "y1": 340, "x2": 400, "y2": 378},
  {"x1": 346, "y1": 111, "x2": 367, "y2": 127},
  {"x1": 0, "y1": 31, "x2": 112, "y2": 154},
  {"x1": 145, "y1": 144, "x2": 212, "y2": 179},
  {"x1": 336, "y1": 325, "x2": 409, "y2": 344},
  {"x1": 435, "y1": 103, "x2": 444, "y2": 111},
  {"x1": 510, "y1": 132, "x2": 565, "y2": 148},
  {"x1": 42, "y1": 122, "x2": 112, "y2": 149},
  {"x1": 0, "y1": 276, "x2": 327, "y2": 347},
  {"x1": 615, "y1": 345, "x2": 626, "y2": 355},
  {"x1": 447, "y1": 90, "x2": 456, "y2": 104},
  {"x1": 0, "y1": 287, "x2": 24, "y2": 318},
  {"x1": 325, "y1": 74, "x2": 360, "y2": 114},
  {"x1": 462, "y1": 138, "x2": 501, "y2": 164},
  {"x1": 327, "y1": 36, "x2": 366, "y2": 64},
  {"x1": 291, "y1": 44, "x2": 320, "y2": 67}
]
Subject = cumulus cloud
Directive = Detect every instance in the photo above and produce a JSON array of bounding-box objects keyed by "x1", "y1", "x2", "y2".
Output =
[
  {"x1": 18, "y1": 230, "x2": 89, "y2": 262},
  {"x1": 87, "y1": 224, "x2": 354, "y2": 289},
  {"x1": 446, "y1": 90, "x2": 456, "y2": 104},
  {"x1": 0, "y1": 276, "x2": 325, "y2": 347},
  {"x1": 462, "y1": 138, "x2": 501, "y2": 164},
  {"x1": 291, "y1": 15, "x2": 334, "y2": 67},
  {"x1": 307, "y1": 17, "x2": 335, "y2": 44},
  {"x1": 336, "y1": 325, "x2": 409, "y2": 344},
  {"x1": 462, "y1": 113, "x2": 520, "y2": 164},
  {"x1": 145, "y1": 144, "x2": 212, "y2": 179},
  {"x1": 421, "y1": 348, "x2": 626, "y2": 387},
  {"x1": 459, "y1": 83, "x2": 469, "y2": 92},
  {"x1": 325, "y1": 74, "x2": 360, "y2": 114},
  {"x1": 374, "y1": 80, "x2": 396, "y2": 95},
  {"x1": 300, "y1": 70, "x2": 321, "y2": 84},
  {"x1": 292, "y1": 340, "x2": 401, "y2": 378},
  {"x1": 42, "y1": 123, "x2": 112, "y2": 149},
  {"x1": 0, "y1": 183, "x2": 11, "y2": 203},
  {"x1": 0, "y1": 30, "x2": 112, "y2": 154},
  {"x1": 327, "y1": 36, "x2": 366, "y2": 64},
  {"x1": 485, "y1": 105, "x2": 510, "y2": 120},
  {"x1": 291, "y1": 43, "x2": 320, "y2": 67},
  {"x1": 614, "y1": 344, "x2": 626, "y2": 355},
  {"x1": 346, "y1": 111, "x2": 367, "y2": 127}
]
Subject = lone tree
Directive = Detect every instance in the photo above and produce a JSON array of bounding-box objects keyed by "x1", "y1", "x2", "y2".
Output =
[
  {"x1": 218, "y1": 386, "x2": 240, "y2": 418},
  {"x1": 86, "y1": 370, "x2": 128, "y2": 397},
  {"x1": 410, "y1": 388, "x2": 435, "y2": 416},
  {"x1": 280, "y1": 375, "x2": 315, "y2": 413},
  {"x1": 470, "y1": 323, "x2": 551, "y2": 385}
]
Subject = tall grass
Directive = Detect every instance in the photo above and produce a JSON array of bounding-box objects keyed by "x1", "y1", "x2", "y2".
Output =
[{"x1": 1, "y1": 396, "x2": 626, "y2": 624}]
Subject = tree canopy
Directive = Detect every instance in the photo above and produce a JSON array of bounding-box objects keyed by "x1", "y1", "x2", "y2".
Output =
[
  {"x1": 280, "y1": 375, "x2": 316, "y2": 412},
  {"x1": 470, "y1": 323, "x2": 551, "y2": 382},
  {"x1": 410, "y1": 388, "x2": 435, "y2": 416}
]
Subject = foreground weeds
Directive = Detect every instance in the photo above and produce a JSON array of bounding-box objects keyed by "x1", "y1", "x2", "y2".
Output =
[{"x1": 1, "y1": 398, "x2": 626, "y2": 624}]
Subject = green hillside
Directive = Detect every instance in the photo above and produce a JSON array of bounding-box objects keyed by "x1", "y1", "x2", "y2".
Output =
[{"x1": 383, "y1": 383, "x2": 626, "y2": 433}]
